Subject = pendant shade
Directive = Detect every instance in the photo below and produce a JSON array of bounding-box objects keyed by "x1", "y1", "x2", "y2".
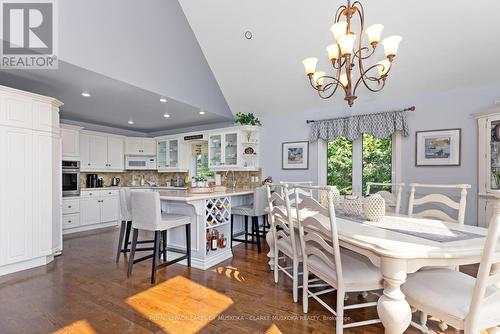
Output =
[
  {"x1": 302, "y1": 57, "x2": 318, "y2": 75},
  {"x1": 382, "y1": 36, "x2": 402, "y2": 57},
  {"x1": 338, "y1": 33, "x2": 356, "y2": 55},
  {"x1": 330, "y1": 21, "x2": 348, "y2": 42},
  {"x1": 312, "y1": 71, "x2": 326, "y2": 87},
  {"x1": 326, "y1": 44, "x2": 340, "y2": 61},
  {"x1": 366, "y1": 24, "x2": 384, "y2": 44}
]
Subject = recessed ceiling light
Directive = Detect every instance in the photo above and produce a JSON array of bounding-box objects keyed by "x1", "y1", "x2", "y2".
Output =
[
  {"x1": 81, "y1": 91, "x2": 90, "y2": 97},
  {"x1": 128, "y1": 120, "x2": 134, "y2": 124},
  {"x1": 163, "y1": 113, "x2": 170, "y2": 118},
  {"x1": 160, "y1": 97, "x2": 167, "y2": 103},
  {"x1": 199, "y1": 110, "x2": 206, "y2": 115},
  {"x1": 244, "y1": 31, "x2": 253, "y2": 40}
]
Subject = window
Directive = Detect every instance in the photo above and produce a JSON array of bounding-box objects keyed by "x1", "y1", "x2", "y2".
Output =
[
  {"x1": 191, "y1": 143, "x2": 213, "y2": 178},
  {"x1": 327, "y1": 134, "x2": 397, "y2": 195}
]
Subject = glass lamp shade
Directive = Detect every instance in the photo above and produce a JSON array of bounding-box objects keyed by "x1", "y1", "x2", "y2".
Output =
[
  {"x1": 340, "y1": 73, "x2": 349, "y2": 87},
  {"x1": 330, "y1": 21, "x2": 348, "y2": 42},
  {"x1": 338, "y1": 33, "x2": 356, "y2": 55},
  {"x1": 366, "y1": 24, "x2": 384, "y2": 45},
  {"x1": 382, "y1": 36, "x2": 402, "y2": 57},
  {"x1": 376, "y1": 59, "x2": 391, "y2": 76},
  {"x1": 326, "y1": 44, "x2": 340, "y2": 61},
  {"x1": 312, "y1": 71, "x2": 326, "y2": 87},
  {"x1": 302, "y1": 57, "x2": 318, "y2": 75}
]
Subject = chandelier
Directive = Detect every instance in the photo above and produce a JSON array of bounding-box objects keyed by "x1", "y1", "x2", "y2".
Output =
[{"x1": 302, "y1": 0, "x2": 402, "y2": 107}]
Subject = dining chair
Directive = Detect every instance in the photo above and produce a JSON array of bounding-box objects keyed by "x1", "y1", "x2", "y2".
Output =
[
  {"x1": 366, "y1": 182, "x2": 405, "y2": 214},
  {"x1": 128, "y1": 192, "x2": 191, "y2": 284},
  {"x1": 266, "y1": 183, "x2": 303, "y2": 302},
  {"x1": 296, "y1": 185, "x2": 383, "y2": 333},
  {"x1": 401, "y1": 205, "x2": 500, "y2": 334},
  {"x1": 279, "y1": 181, "x2": 313, "y2": 202},
  {"x1": 408, "y1": 183, "x2": 471, "y2": 224}
]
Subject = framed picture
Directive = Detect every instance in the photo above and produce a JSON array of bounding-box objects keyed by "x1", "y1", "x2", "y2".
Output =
[
  {"x1": 415, "y1": 128, "x2": 461, "y2": 166},
  {"x1": 282, "y1": 141, "x2": 309, "y2": 170}
]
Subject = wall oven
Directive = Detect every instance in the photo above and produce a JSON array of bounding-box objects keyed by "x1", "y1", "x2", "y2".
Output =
[{"x1": 62, "y1": 161, "x2": 80, "y2": 197}]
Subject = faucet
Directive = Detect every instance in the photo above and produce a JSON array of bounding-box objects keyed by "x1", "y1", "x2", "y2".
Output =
[{"x1": 224, "y1": 170, "x2": 236, "y2": 191}]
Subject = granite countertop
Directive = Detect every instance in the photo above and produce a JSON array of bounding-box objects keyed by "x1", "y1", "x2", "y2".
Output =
[
  {"x1": 158, "y1": 189, "x2": 254, "y2": 201},
  {"x1": 80, "y1": 185, "x2": 188, "y2": 191}
]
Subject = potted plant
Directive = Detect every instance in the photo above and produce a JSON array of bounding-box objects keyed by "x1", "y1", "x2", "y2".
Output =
[
  {"x1": 234, "y1": 112, "x2": 262, "y2": 126},
  {"x1": 193, "y1": 176, "x2": 208, "y2": 187}
]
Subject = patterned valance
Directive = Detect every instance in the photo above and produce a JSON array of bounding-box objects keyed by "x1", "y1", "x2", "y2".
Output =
[{"x1": 309, "y1": 110, "x2": 409, "y2": 142}]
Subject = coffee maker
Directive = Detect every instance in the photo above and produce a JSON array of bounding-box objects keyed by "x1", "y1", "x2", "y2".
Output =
[{"x1": 86, "y1": 174, "x2": 98, "y2": 188}]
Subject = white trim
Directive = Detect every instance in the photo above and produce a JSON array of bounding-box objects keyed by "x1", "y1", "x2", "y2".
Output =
[
  {"x1": 63, "y1": 221, "x2": 119, "y2": 235},
  {"x1": 392, "y1": 132, "x2": 402, "y2": 191},
  {"x1": 352, "y1": 138, "x2": 363, "y2": 196},
  {"x1": 317, "y1": 139, "x2": 327, "y2": 186}
]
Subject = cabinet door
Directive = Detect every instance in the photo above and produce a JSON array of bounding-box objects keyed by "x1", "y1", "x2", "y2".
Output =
[
  {"x1": 157, "y1": 140, "x2": 167, "y2": 169},
  {"x1": 80, "y1": 198, "x2": 101, "y2": 226},
  {"x1": 0, "y1": 93, "x2": 33, "y2": 129},
  {"x1": 107, "y1": 136, "x2": 124, "y2": 170},
  {"x1": 33, "y1": 102, "x2": 57, "y2": 133},
  {"x1": 88, "y1": 134, "x2": 108, "y2": 170},
  {"x1": 224, "y1": 132, "x2": 238, "y2": 167},
  {"x1": 32, "y1": 132, "x2": 54, "y2": 256},
  {"x1": 209, "y1": 134, "x2": 222, "y2": 168},
  {"x1": 125, "y1": 138, "x2": 143, "y2": 155},
  {"x1": 61, "y1": 128, "x2": 79, "y2": 159},
  {"x1": 79, "y1": 133, "x2": 91, "y2": 169},
  {"x1": 100, "y1": 196, "x2": 119, "y2": 223},
  {"x1": 169, "y1": 139, "x2": 179, "y2": 168},
  {"x1": 0, "y1": 127, "x2": 33, "y2": 265},
  {"x1": 142, "y1": 139, "x2": 157, "y2": 155}
]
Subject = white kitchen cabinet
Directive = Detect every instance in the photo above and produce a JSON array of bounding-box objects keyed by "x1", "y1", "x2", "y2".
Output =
[
  {"x1": 68, "y1": 190, "x2": 119, "y2": 232},
  {"x1": 157, "y1": 137, "x2": 186, "y2": 171},
  {"x1": 100, "y1": 195, "x2": 119, "y2": 223},
  {"x1": 0, "y1": 85, "x2": 62, "y2": 276},
  {"x1": 80, "y1": 197, "x2": 101, "y2": 226},
  {"x1": 60, "y1": 124, "x2": 82, "y2": 160},
  {"x1": 125, "y1": 137, "x2": 156, "y2": 155},
  {"x1": 208, "y1": 126, "x2": 260, "y2": 170},
  {"x1": 80, "y1": 132, "x2": 124, "y2": 172}
]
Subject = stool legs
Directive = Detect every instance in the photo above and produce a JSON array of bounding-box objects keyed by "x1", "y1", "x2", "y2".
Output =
[
  {"x1": 186, "y1": 224, "x2": 191, "y2": 267},
  {"x1": 244, "y1": 216, "x2": 248, "y2": 243},
  {"x1": 252, "y1": 216, "x2": 261, "y2": 253},
  {"x1": 151, "y1": 231, "x2": 161, "y2": 284},
  {"x1": 230, "y1": 214, "x2": 234, "y2": 249},
  {"x1": 161, "y1": 230, "x2": 167, "y2": 261},
  {"x1": 127, "y1": 228, "x2": 139, "y2": 277},
  {"x1": 116, "y1": 221, "x2": 127, "y2": 263}
]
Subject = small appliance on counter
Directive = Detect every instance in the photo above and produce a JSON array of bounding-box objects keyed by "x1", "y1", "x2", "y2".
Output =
[
  {"x1": 97, "y1": 177, "x2": 104, "y2": 188},
  {"x1": 86, "y1": 174, "x2": 103, "y2": 188},
  {"x1": 170, "y1": 176, "x2": 185, "y2": 188},
  {"x1": 112, "y1": 177, "x2": 120, "y2": 187}
]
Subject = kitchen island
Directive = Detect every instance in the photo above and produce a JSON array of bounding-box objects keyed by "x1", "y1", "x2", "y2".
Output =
[{"x1": 158, "y1": 189, "x2": 254, "y2": 270}]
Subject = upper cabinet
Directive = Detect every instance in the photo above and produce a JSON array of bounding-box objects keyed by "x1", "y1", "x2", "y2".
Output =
[
  {"x1": 208, "y1": 126, "x2": 260, "y2": 170},
  {"x1": 60, "y1": 124, "x2": 82, "y2": 161},
  {"x1": 125, "y1": 137, "x2": 156, "y2": 156},
  {"x1": 157, "y1": 137, "x2": 186, "y2": 172},
  {"x1": 80, "y1": 132, "x2": 124, "y2": 172}
]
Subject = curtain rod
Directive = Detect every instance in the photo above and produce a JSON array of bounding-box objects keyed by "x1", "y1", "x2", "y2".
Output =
[{"x1": 305, "y1": 106, "x2": 416, "y2": 124}]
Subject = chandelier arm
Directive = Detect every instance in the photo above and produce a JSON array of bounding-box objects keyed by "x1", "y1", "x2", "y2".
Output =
[
  {"x1": 353, "y1": 63, "x2": 387, "y2": 94},
  {"x1": 335, "y1": 5, "x2": 347, "y2": 23},
  {"x1": 317, "y1": 75, "x2": 347, "y2": 99},
  {"x1": 353, "y1": 46, "x2": 376, "y2": 60},
  {"x1": 350, "y1": 1, "x2": 365, "y2": 62}
]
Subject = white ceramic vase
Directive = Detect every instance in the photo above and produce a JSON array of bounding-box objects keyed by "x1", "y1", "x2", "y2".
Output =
[
  {"x1": 363, "y1": 194, "x2": 386, "y2": 222},
  {"x1": 343, "y1": 196, "x2": 363, "y2": 216}
]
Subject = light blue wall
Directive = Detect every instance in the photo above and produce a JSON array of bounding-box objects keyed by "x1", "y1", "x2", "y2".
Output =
[{"x1": 260, "y1": 83, "x2": 500, "y2": 225}]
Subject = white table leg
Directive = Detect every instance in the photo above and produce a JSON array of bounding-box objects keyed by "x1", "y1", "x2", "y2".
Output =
[
  {"x1": 266, "y1": 226, "x2": 275, "y2": 270},
  {"x1": 377, "y1": 258, "x2": 412, "y2": 334}
]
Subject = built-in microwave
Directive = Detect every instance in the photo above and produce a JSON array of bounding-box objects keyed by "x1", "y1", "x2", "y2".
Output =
[{"x1": 125, "y1": 156, "x2": 157, "y2": 170}]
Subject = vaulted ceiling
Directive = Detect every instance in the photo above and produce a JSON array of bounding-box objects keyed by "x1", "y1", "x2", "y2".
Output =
[{"x1": 179, "y1": 0, "x2": 500, "y2": 116}]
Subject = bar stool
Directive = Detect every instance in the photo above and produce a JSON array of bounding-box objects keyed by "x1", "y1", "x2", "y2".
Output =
[
  {"x1": 116, "y1": 189, "x2": 155, "y2": 262},
  {"x1": 230, "y1": 186, "x2": 267, "y2": 253},
  {"x1": 128, "y1": 191, "x2": 191, "y2": 284}
]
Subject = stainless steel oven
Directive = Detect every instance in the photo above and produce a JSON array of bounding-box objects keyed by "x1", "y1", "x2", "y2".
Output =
[{"x1": 62, "y1": 161, "x2": 80, "y2": 197}]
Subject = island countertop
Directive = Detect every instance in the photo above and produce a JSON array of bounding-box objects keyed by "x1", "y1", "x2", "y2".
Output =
[{"x1": 158, "y1": 189, "x2": 254, "y2": 201}]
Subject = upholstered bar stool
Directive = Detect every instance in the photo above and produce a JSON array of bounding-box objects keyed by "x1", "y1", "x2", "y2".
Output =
[
  {"x1": 116, "y1": 189, "x2": 155, "y2": 262},
  {"x1": 128, "y1": 191, "x2": 191, "y2": 284},
  {"x1": 230, "y1": 186, "x2": 267, "y2": 253}
]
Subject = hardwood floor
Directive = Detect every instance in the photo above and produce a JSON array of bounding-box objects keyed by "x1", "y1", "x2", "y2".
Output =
[{"x1": 0, "y1": 227, "x2": 479, "y2": 334}]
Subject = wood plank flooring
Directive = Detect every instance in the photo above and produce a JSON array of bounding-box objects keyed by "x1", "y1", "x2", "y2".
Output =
[{"x1": 0, "y1": 227, "x2": 480, "y2": 334}]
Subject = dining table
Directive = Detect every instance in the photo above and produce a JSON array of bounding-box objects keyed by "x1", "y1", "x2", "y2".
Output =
[{"x1": 265, "y1": 208, "x2": 500, "y2": 334}]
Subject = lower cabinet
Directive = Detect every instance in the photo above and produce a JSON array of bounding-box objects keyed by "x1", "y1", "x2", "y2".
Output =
[{"x1": 63, "y1": 190, "x2": 120, "y2": 234}]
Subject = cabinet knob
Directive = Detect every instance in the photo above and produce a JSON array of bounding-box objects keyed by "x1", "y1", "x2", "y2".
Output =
[
  {"x1": 88, "y1": 163, "x2": 91, "y2": 166},
  {"x1": 68, "y1": 205, "x2": 72, "y2": 208},
  {"x1": 89, "y1": 193, "x2": 93, "y2": 195},
  {"x1": 68, "y1": 220, "x2": 72, "y2": 223}
]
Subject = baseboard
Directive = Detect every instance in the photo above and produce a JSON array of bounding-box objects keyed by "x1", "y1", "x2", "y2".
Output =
[
  {"x1": 0, "y1": 255, "x2": 54, "y2": 276},
  {"x1": 63, "y1": 221, "x2": 118, "y2": 235}
]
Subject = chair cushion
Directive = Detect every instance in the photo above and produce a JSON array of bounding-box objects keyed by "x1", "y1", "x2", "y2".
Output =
[
  {"x1": 307, "y1": 249, "x2": 383, "y2": 291},
  {"x1": 401, "y1": 269, "x2": 500, "y2": 325},
  {"x1": 277, "y1": 232, "x2": 302, "y2": 259},
  {"x1": 152, "y1": 213, "x2": 191, "y2": 231},
  {"x1": 232, "y1": 205, "x2": 255, "y2": 216}
]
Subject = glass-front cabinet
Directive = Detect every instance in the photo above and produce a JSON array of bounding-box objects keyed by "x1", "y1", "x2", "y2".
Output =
[
  {"x1": 209, "y1": 134, "x2": 222, "y2": 167},
  {"x1": 208, "y1": 132, "x2": 239, "y2": 169},
  {"x1": 157, "y1": 137, "x2": 182, "y2": 171},
  {"x1": 490, "y1": 118, "x2": 500, "y2": 190}
]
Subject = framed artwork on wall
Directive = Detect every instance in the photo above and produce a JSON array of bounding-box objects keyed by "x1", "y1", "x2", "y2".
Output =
[
  {"x1": 282, "y1": 141, "x2": 309, "y2": 170},
  {"x1": 415, "y1": 128, "x2": 461, "y2": 166}
]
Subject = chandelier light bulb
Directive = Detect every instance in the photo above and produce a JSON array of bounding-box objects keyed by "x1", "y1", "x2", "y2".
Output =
[
  {"x1": 376, "y1": 59, "x2": 391, "y2": 76},
  {"x1": 330, "y1": 21, "x2": 348, "y2": 42},
  {"x1": 338, "y1": 33, "x2": 357, "y2": 55},
  {"x1": 326, "y1": 44, "x2": 340, "y2": 61},
  {"x1": 365, "y1": 24, "x2": 384, "y2": 45},
  {"x1": 382, "y1": 36, "x2": 402, "y2": 58},
  {"x1": 312, "y1": 71, "x2": 326, "y2": 87},
  {"x1": 340, "y1": 73, "x2": 349, "y2": 87},
  {"x1": 302, "y1": 57, "x2": 318, "y2": 75}
]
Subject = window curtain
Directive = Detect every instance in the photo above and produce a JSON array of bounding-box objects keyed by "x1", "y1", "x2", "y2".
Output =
[{"x1": 309, "y1": 110, "x2": 409, "y2": 142}]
